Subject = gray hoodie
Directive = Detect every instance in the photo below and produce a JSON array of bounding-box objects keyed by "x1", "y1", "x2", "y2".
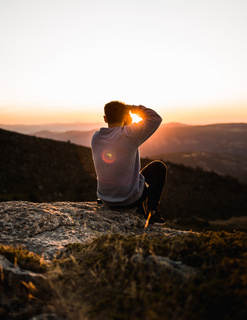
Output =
[{"x1": 91, "y1": 105, "x2": 162, "y2": 206}]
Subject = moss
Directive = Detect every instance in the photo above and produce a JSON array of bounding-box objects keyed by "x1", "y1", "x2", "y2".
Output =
[{"x1": 0, "y1": 245, "x2": 48, "y2": 273}]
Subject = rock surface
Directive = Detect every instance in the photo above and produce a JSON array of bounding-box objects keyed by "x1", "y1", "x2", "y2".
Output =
[{"x1": 0, "y1": 201, "x2": 191, "y2": 262}]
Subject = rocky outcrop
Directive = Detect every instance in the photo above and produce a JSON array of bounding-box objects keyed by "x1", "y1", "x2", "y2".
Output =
[
  {"x1": 0, "y1": 254, "x2": 46, "y2": 297},
  {"x1": 2, "y1": 201, "x2": 245, "y2": 320},
  {"x1": 0, "y1": 201, "x2": 190, "y2": 262}
]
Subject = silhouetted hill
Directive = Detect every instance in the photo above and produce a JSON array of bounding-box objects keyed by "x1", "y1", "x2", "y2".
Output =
[
  {"x1": 32, "y1": 129, "x2": 96, "y2": 147},
  {"x1": 0, "y1": 128, "x2": 96, "y2": 202},
  {"x1": 29, "y1": 122, "x2": 247, "y2": 183},
  {"x1": 0, "y1": 128, "x2": 246, "y2": 231}
]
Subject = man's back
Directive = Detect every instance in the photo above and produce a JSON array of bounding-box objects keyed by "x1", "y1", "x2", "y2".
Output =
[{"x1": 91, "y1": 104, "x2": 162, "y2": 206}]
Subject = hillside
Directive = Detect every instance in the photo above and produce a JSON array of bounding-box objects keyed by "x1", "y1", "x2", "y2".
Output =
[
  {"x1": 29, "y1": 122, "x2": 247, "y2": 183},
  {"x1": 0, "y1": 128, "x2": 247, "y2": 231},
  {"x1": 153, "y1": 151, "x2": 247, "y2": 184},
  {"x1": 141, "y1": 158, "x2": 247, "y2": 231},
  {"x1": 0, "y1": 128, "x2": 96, "y2": 202}
]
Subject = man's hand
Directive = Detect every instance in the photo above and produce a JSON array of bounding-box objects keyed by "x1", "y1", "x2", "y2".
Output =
[
  {"x1": 126, "y1": 104, "x2": 145, "y2": 121},
  {"x1": 124, "y1": 104, "x2": 133, "y2": 111}
]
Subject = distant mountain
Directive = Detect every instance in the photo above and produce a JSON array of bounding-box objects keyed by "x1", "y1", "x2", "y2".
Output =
[
  {"x1": 29, "y1": 122, "x2": 247, "y2": 157},
  {"x1": 0, "y1": 128, "x2": 247, "y2": 231},
  {"x1": 0, "y1": 122, "x2": 103, "y2": 134},
  {"x1": 140, "y1": 122, "x2": 247, "y2": 159},
  {"x1": 29, "y1": 122, "x2": 247, "y2": 183},
  {"x1": 32, "y1": 129, "x2": 96, "y2": 146}
]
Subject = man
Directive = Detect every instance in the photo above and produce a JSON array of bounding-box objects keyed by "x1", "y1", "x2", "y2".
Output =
[{"x1": 91, "y1": 101, "x2": 167, "y2": 225}]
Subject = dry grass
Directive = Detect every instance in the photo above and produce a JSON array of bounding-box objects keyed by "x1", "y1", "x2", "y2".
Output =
[
  {"x1": 49, "y1": 231, "x2": 247, "y2": 320},
  {"x1": 1, "y1": 231, "x2": 247, "y2": 319}
]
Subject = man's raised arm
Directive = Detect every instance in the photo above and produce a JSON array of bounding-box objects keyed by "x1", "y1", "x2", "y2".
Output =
[{"x1": 125, "y1": 104, "x2": 162, "y2": 146}]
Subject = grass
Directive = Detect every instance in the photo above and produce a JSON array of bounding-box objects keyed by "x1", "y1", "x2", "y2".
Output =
[
  {"x1": 2, "y1": 231, "x2": 246, "y2": 319},
  {"x1": 0, "y1": 245, "x2": 48, "y2": 273}
]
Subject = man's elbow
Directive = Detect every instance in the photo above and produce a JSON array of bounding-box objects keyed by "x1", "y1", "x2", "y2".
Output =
[{"x1": 157, "y1": 114, "x2": 162, "y2": 126}]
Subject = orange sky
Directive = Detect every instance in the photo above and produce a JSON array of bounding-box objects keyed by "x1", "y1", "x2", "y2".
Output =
[
  {"x1": 1, "y1": 101, "x2": 246, "y2": 125},
  {"x1": 1, "y1": 0, "x2": 247, "y2": 125}
]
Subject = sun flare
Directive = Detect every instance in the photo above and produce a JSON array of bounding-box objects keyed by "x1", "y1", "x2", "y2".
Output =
[{"x1": 130, "y1": 112, "x2": 143, "y2": 124}]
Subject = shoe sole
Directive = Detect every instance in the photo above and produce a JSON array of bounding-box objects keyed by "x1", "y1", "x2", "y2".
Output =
[
  {"x1": 144, "y1": 216, "x2": 166, "y2": 227},
  {"x1": 153, "y1": 221, "x2": 166, "y2": 226},
  {"x1": 145, "y1": 220, "x2": 166, "y2": 227}
]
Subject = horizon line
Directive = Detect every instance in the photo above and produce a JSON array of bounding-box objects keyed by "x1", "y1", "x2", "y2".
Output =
[{"x1": 1, "y1": 120, "x2": 247, "y2": 127}]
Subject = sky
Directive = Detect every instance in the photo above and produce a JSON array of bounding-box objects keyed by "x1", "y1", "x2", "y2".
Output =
[{"x1": 0, "y1": 0, "x2": 247, "y2": 125}]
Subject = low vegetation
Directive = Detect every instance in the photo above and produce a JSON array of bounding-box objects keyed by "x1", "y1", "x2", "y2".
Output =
[
  {"x1": 0, "y1": 245, "x2": 48, "y2": 273},
  {"x1": 1, "y1": 231, "x2": 246, "y2": 319}
]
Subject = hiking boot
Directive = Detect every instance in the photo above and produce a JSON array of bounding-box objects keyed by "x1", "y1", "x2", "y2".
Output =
[{"x1": 145, "y1": 210, "x2": 165, "y2": 227}]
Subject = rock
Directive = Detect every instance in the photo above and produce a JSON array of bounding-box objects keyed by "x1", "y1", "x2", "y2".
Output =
[
  {"x1": 0, "y1": 201, "x2": 191, "y2": 262},
  {"x1": 0, "y1": 201, "x2": 74, "y2": 237},
  {"x1": 0, "y1": 254, "x2": 46, "y2": 299},
  {"x1": 131, "y1": 254, "x2": 198, "y2": 279},
  {"x1": 0, "y1": 201, "x2": 200, "y2": 319}
]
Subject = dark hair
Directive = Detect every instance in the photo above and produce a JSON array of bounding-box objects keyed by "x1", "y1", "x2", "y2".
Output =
[{"x1": 104, "y1": 101, "x2": 128, "y2": 124}]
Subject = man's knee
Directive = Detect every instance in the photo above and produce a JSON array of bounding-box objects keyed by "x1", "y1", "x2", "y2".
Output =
[
  {"x1": 141, "y1": 160, "x2": 167, "y2": 182},
  {"x1": 151, "y1": 160, "x2": 167, "y2": 176}
]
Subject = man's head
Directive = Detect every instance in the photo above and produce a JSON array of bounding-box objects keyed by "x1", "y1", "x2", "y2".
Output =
[{"x1": 104, "y1": 101, "x2": 131, "y2": 126}]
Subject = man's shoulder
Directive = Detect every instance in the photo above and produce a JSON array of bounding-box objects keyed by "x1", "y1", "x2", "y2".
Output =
[
  {"x1": 92, "y1": 127, "x2": 118, "y2": 141},
  {"x1": 92, "y1": 127, "x2": 108, "y2": 136},
  {"x1": 92, "y1": 129, "x2": 99, "y2": 137},
  {"x1": 91, "y1": 129, "x2": 101, "y2": 145}
]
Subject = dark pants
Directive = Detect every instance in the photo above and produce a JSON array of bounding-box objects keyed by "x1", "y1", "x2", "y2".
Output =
[
  {"x1": 121, "y1": 160, "x2": 167, "y2": 213},
  {"x1": 135, "y1": 160, "x2": 167, "y2": 212},
  {"x1": 139, "y1": 160, "x2": 167, "y2": 210}
]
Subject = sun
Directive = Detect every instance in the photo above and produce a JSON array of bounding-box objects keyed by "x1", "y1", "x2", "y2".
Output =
[{"x1": 130, "y1": 112, "x2": 143, "y2": 124}]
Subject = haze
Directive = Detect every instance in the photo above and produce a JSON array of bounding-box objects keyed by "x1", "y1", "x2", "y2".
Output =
[{"x1": 0, "y1": 0, "x2": 247, "y2": 125}]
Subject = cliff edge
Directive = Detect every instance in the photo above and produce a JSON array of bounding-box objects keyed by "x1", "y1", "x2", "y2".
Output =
[{"x1": 0, "y1": 201, "x2": 189, "y2": 262}]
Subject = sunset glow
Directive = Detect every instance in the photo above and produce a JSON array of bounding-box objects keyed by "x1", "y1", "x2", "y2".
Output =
[
  {"x1": 131, "y1": 113, "x2": 143, "y2": 124},
  {"x1": 0, "y1": 0, "x2": 247, "y2": 125}
]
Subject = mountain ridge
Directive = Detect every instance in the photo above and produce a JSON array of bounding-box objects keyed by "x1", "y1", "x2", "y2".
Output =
[{"x1": 0, "y1": 121, "x2": 104, "y2": 134}]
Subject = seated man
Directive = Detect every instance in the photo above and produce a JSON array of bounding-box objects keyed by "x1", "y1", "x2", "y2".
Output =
[{"x1": 91, "y1": 101, "x2": 167, "y2": 225}]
